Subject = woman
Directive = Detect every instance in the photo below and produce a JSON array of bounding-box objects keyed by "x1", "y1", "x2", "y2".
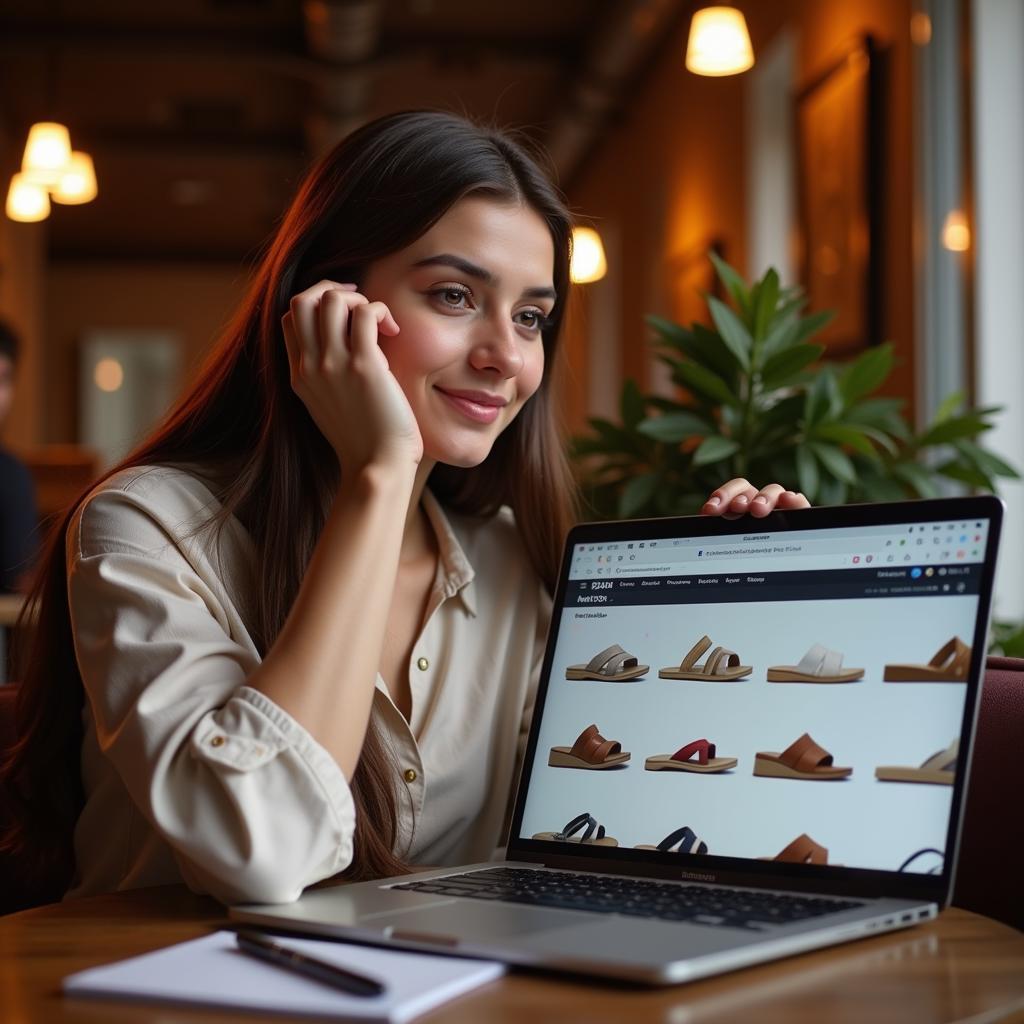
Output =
[{"x1": 1, "y1": 111, "x2": 807, "y2": 905}]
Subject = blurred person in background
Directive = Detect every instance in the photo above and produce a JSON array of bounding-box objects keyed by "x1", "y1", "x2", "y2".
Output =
[{"x1": 0, "y1": 319, "x2": 38, "y2": 594}]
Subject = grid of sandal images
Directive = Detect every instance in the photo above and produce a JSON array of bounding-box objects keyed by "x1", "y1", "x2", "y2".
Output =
[{"x1": 519, "y1": 516, "x2": 991, "y2": 877}]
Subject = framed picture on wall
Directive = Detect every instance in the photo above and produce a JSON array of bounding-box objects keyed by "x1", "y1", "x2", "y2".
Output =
[{"x1": 796, "y1": 36, "x2": 883, "y2": 355}]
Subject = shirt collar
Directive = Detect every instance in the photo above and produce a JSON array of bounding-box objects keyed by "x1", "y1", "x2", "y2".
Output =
[{"x1": 421, "y1": 489, "x2": 477, "y2": 617}]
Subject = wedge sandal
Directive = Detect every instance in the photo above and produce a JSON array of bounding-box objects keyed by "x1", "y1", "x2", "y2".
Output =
[
  {"x1": 767, "y1": 644, "x2": 864, "y2": 683},
  {"x1": 548, "y1": 723, "x2": 631, "y2": 770},
  {"x1": 644, "y1": 738, "x2": 737, "y2": 773},
  {"x1": 753, "y1": 732, "x2": 852, "y2": 781},
  {"x1": 764, "y1": 833, "x2": 829, "y2": 865},
  {"x1": 883, "y1": 637, "x2": 971, "y2": 682},
  {"x1": 875, "y1": 739, "x2": 958, "y2": 785},
  {"x1": 565, "y1": 643, "x2": 649, "y2": 681},
  {"x1": 658, "y1": 635, "x2": 751, "y2": 681},
  {"x1": 635, "y1": 825, "x2": 709, "y2": 854},
  {"x1": 532, "y1": 812, "x2": 619, "y2": 846}
]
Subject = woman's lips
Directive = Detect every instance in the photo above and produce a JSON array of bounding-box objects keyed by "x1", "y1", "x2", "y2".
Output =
[{"x1": 435, "y1": 388, "x2": 506, "y2": 424}]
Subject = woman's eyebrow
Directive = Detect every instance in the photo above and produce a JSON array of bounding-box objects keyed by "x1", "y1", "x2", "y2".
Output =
[{"x1": 412, "y1": 253, "x2": 557, "y2": 301}]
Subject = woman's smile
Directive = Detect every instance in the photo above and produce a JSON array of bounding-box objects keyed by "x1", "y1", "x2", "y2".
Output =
[{"x1": 434, "y1": 386, "x2": 510, "y2": 424}]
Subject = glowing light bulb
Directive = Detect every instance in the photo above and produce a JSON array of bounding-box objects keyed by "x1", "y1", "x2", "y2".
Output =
[
  {"x1": 52, "y1": 152, "x2": 98, "y2": 204},
  {"x1": 570, "y1": 226, "x2": 608, "y2": 284},
  {"x1": 94, "y1": 358, "x2": 124, "y2": 392},
  {"x1": 686, "y1": 7, "x2": 755, "y2": 77},
  {"x1": 22, "y1": 122, "x2": 72, "y2": 186},
  {"x1": 941, "y1": 210, "x2": 970, "y2": 252},
  {"x1": 5, "y1": 173, "x2": 50, "y2": 222}
]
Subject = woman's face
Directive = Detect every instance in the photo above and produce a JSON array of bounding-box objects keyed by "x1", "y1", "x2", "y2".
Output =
[{"x1": 360, "y1": 196, "x2": 556, "y2": 469}]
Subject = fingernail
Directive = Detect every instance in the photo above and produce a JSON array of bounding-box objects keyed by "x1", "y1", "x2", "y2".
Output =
[
  {"x1": 706, "y1": 496, "x2": 721, "y2": 507},
  {"x1": 734, "y1": 495, "x2": 749, "y2": 505},
  {"x1": 753, "y1": 496, "x2": 768, "y2": 505}
]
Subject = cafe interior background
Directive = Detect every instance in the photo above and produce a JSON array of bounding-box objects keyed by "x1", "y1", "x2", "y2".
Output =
[{"x1": 1, "y1": 0, "x2": 1021, "y2": 632}]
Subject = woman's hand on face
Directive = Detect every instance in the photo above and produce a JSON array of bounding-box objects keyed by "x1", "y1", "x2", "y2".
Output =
[
  {"x1": 701, "y1": 479, "x2": 811, "y2": 519},
  {"x1": 282, "y1": 281, "x2": 423, "y2": 471}
]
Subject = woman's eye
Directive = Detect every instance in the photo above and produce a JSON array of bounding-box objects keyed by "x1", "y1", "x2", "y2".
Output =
[
  {"x1": 515, "y1": 309, "x2": 550, "y2": 332},
  {"x1": 432, "y1": 286, "x2": 470, "y2": 309}
]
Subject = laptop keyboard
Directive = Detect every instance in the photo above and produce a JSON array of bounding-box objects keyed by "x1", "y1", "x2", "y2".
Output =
[{"x1": 392, "y1": 868, "x2": 861, "y2": 931}]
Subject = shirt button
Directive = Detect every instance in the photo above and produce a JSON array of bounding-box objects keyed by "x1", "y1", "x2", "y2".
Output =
[
  {"x1": 210, "y1": 736, "x2": 225, "y2": 747},
  {"x1": 416, "y1": 657, "x2": 429, "y2": 671},
  {"x1": 404, "y1": 768, "x2": 418, "y2": 783}
]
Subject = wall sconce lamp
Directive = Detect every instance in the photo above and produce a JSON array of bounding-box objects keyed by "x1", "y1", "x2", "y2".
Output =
[
  {"x1": 5, "y1": 121, "x2": 98, "y2": 223},
  {"x1": 686, "y1": 5, "x2": 755, "y2": 77},
  {"x1": 941, "y1": 210, "x2": 970, "y2": 252},
  {"x1": 570, "y1": 226, "x2": 608, "y2": 284}
]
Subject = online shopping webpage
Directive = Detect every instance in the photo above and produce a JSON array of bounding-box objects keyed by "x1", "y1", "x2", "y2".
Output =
[{"x1": 518, "y1": 517, "x2": 990, "y2": 876}]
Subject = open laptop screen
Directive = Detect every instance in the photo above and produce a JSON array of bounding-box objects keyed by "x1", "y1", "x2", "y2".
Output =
[{"x1": 512, "y1": 499, "x2": 1001, "y2": 884}]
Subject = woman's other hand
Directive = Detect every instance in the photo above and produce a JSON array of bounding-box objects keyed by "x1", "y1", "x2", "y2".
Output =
[
  {"x1": 701, "y1": 479, "x2": 810, "y2": 519},
  {"x1": 282, "y1": 280, "x2": 423, "y2": 470}
]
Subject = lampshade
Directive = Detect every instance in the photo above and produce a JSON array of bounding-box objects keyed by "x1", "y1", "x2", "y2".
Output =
[
  {"x1": 21, "y1": 121, "x2": 72, "y2": 186},
  {"x1": 5, "y1": 173, "x2": 51, "y2": 222},
  {"x1": 52, "y1": 151, "x2": 98, "y2": 204},
  {"x1": 570, "y1": 226, "x2": 607, "y2": 284},
  {"x1": 686, "y1": 6, "x2": 755, "y2": 77}
]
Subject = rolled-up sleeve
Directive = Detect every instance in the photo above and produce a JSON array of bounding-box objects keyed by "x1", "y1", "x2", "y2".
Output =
[{"x1": 69, "y1": 487, "x2": 355, "y2": 904}]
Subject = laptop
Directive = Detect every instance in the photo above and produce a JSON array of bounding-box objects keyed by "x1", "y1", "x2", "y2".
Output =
[{"x1": 232, "y1": 496, "x2": 1003, "y2": 985}]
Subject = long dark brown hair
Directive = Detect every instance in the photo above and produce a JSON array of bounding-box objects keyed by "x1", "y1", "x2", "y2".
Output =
[{"x1": 1, "y1": 111, "x2": 578, "y2": 891}]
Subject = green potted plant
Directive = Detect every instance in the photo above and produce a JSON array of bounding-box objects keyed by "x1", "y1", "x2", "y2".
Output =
[{"x1": 572, "y1": 253, "x2": 1018, "y2": 519}]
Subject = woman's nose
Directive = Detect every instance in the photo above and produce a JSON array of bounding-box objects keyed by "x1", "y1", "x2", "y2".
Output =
[{"x1": 469, "y1": 317, "x2": 524, "y2": 376}]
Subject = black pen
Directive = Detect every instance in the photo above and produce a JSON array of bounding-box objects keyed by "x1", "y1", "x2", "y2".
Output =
[{"x1": 235, "y1": 930, "x2": 387, "y2": 998}]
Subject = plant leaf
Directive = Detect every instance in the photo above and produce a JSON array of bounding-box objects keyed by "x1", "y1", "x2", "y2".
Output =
[
  {"x1": 619, "y1": 472, "x2": 659, "y2": 518},
  {"x1": 844, "y1": 397, "x2": 908, "y2": 435},
  {"x1": 692, "y1": 435, "x2": 741, "y2": 467},
  {"x1": 933, "y1": 391, "x2": 965, "y2": 423},
  {"x1": 809, "y1": 441, "x2": 858, "y2": 484},
  {"x1": 753, "y1": 268, "x2": 780, "y2": 342},
  {"x1": 817, "y1": 477, "x2": 849, "y2": 506},
  {"x1": 708, "y1": 251, "x2": 750, "y2": 316},
  {"x1": 761, "y1": 343, "x2": 824, "y2": 390},
  {"x1": 690, "y1": 323, "x2": 742, "y2": 382},
  {"x1": 839, "y1": 343, "x2": 893, "y2": 404},
  {"x1": 795, "y1": 445, "x2": 820, "y2": 499},
  {"x1": 637, "y1": 411, "x2": 711, "y2": 443},
  {"x1": 892, "y1": 461, "x2": 941, "y2": 498},
  {"x1": 788, "y1": 308, "x2": 835, "y2": 347},
  {"x1": 804, "y1": 370, "x2": 839, "y2": 428},
  {"x1": 953, "y1": 439, "x2": 1021, "y2": 479},
  {"x1": 620, "y1": 379, "x2": 646, "y2": 430},
  {"x1": 918, "y1": 414, "x2": 994, "y2": 447},
  {"x1": 936, "y1": 461, "x2": 993, "y2": 490},
  {"x1": 674, "y1": 361, "x2": 741, "y2": 407},
  {"x1": 812, "y1": 422, "x2": 879, "y2": 458},
  {"x1": 707, "y1": 296, "x2": 753, "y2": 371},
  {"x1": 855, "y1": 471, "x2": 911, "y2": 502}
]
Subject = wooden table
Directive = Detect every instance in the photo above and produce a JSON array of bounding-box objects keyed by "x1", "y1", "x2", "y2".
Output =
[{"x1": 1, "y1": 886, "x2": 1022, "y2": 1023}]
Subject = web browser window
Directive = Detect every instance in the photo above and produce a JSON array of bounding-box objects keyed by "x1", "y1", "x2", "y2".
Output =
[{"x1": 518, "y1": 515, "x2": 992, "y2": 876}]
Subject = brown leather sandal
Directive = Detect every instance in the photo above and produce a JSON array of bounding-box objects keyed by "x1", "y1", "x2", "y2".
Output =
[
  {"x1": 548, "y1": 724, "x2": 631, "y2": 770},
  {"x1": 753, "y1": 733, "x2": 852, "y2": 781},
  {"x1": 771, "y1": 833, "x2": 829, "y2": 864},
  {"x1": 883, "y1": 637, "x2": 971, "y2": 682}
]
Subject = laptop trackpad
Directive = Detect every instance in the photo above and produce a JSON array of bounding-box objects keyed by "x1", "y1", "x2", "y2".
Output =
[{"x1": 362, "y1": 901, "x2": 571, "y2": 943}]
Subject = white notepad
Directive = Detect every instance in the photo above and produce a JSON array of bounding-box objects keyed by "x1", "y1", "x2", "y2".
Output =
[{"x1": 63, "y1": 930, "x2": 505, "y2": 1022}]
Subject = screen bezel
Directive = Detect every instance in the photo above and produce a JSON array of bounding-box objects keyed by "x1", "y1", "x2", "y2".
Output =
[{"x1": 505, "y1": 496, "x2": 1003, "y2": 904}]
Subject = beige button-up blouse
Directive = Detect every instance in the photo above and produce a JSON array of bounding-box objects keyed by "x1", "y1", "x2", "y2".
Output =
[{"x1": 65, "y1": 466, "x2": 550, "y2": 904}]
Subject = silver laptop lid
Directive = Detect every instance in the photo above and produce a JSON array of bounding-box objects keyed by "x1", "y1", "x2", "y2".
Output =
[{"x1": 507, "y1": 497, "x2": 1003, "y2": 905}]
